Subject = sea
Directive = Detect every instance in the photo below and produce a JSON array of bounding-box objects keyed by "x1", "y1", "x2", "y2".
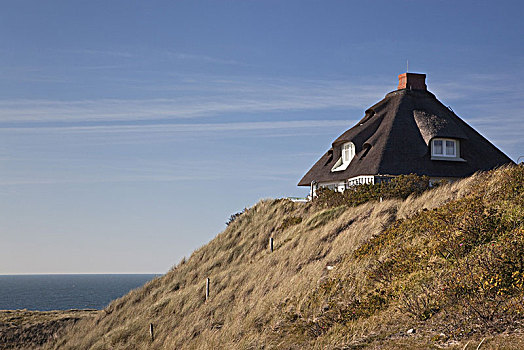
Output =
[{"x1": 0, "y1": 274, "x2": 159, "y2": 311}]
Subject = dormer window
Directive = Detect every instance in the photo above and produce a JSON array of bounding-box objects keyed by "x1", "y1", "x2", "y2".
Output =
[
  {"x1": 432, "y1": 138, "x2": 456, "y2": 157},
  {"x1": 332, "y1": 142, "x2": 355, "y2": 172},
  {"x1": 342, "y1": 142, "x2": 355, "y2": 163},
  {"x1": 431, "y1": 138, "x2": 464, "y2": 161}
]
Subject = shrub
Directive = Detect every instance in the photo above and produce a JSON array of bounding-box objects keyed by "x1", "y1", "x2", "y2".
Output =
[
  {"x1": 440, "y1": 229, "x2": 524, "y2": 326},
  {"x1": 278, "y1": 216, "x2": 303, "y2": 231},
  {"x1": 383, "y1": 173, "x2": 430, "y2": 199},
  {"x1": 225, "y1": 209, "x2": 247, "y2": 226},
  {"x1": 398, "y1": 273, "x2": 441, "y2": 321},
  {"x1": 315, "y1": 173, "x2": 430, "y2": 208},
  {"x1": 296, "y1": 165, "x2": 524, "y2": 337}
]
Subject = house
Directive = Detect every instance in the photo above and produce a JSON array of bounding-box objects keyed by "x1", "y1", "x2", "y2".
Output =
[{"x1": 298, "y1": 72, "x2": 514, "y2": 195}]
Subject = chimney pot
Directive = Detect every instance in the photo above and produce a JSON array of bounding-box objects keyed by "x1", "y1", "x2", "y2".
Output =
[{"x1": 398, "y1": 73, "x2": 427, "y2": 90}]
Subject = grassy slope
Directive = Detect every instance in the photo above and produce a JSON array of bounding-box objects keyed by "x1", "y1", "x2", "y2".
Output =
[{"x1": 49, "y1": 166, "x2": 523, "y2": 349}]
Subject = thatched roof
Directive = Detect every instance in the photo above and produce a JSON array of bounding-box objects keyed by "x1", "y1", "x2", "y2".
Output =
[{"x1": 298, "y1": 74, "x2": 514, "y2": 186}]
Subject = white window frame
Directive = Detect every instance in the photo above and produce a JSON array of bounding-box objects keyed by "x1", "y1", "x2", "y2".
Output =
[
  {"x1": 332, "y1": 142, "x2": 355, "y2": 172},
  {"x1": 342, "y1": 142, "x2": 355, "y2": 164},
  {"x1": 432, "y1": 138, "x2": 458, "y2": 158}
]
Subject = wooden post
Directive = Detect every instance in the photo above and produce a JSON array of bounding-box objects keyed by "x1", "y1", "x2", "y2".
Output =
[
  {"x1": 269, "y1": 237, "x2": 274, "y2": 252},
  {"x1": 149, "y1": 323, "x2": 154, "y2": 341},
  {"x1": 205, "y1": 278, "x2": 210, "y2": 301}
]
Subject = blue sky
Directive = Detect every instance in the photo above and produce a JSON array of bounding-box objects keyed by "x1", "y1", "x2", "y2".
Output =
[{"x1": 1, "y1": 1, "x2": 522, "y2": 273}]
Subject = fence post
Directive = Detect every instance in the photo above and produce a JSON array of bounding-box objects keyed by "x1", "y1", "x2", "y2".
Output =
[
  {"x1": 269, "y1": 237, "x2": 274, "y2": 252},
  {"x1": 149, "y1": 323, "x2": 154, "y2": 341},
  {"x1": 205, "y1": 278, "x2": 210, "y2": 301}
]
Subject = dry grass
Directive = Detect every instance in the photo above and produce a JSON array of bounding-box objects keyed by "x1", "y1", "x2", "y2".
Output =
[
  {"x1": 46, "y1": 166, "x2": 523, "y2": 349},
  {"x1": 0, "y1": 309, "x2": 97, "y2": 350}
]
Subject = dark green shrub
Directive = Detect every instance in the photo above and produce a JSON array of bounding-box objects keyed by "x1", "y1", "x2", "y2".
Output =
[
  {"x1": 383, "y1": 173, "x2": 430, "y2": 199},
  {"x1": 226, "y1": 209, "x2": 247, "y2": 226},
  {"x1": 315, "y1": 173, "x2": 430, "y2": 208},
  {"x1": 314, "y1": 187, "x2": 348, "y2": 208},
  {"x1": 278, "y1": 216, "x2": 303, "y2": 231}
]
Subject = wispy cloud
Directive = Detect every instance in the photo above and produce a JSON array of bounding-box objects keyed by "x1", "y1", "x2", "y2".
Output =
[
  {"x1": 0, "y1": 77, "x2": 386, "y2": 124},
  {"x1": 69, "y1": 49, "x2": 136, "y2": 58},
  {"x1": 0, "y1": 153, "x2": 310, "y2": 186},
  {"x1": 0, "y1": 175, "x2": 212, "y2": 186},
  {"x1": 431, "y1": 73, "x2": 523, "y2": 103},
  {"x1": 59, "y1": 48, "x2": 247, "y2": 68},
  {"x1": 166, "y1": 52, "x2": 246, "y2": 66},
  {"x1": 1, "y1": 73, "x2": 521, "y2": 160},
  {"x1": 6, "y1": 73, "x2": 520, "y2": 127},
  {"x1": 1, "y1": 119, "x2": 353, "y2": 133},
  {"x1": 66, "y1": 48, "x2": 245, "y2": 65},
  {"x1": 0, "y1": 171, "x2": 301, "y2": 187}
]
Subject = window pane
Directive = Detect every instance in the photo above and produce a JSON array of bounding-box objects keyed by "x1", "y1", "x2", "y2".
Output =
[
  {"x1": 433, "y1": 140, "x2": 443, "y2": 154},
  {"x1": 446, "y1": 140, "x2": 455, "y2": 156},
  {"x1": 342, "y1": 143, "x2": 353, "y2": 163}
]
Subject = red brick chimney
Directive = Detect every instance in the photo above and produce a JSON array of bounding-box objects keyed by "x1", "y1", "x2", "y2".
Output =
[{"x1": 398, "y1": 73, "x2": 427, "y2": 90}]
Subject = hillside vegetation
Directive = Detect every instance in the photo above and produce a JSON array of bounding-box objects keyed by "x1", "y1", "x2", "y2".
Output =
[
  {"x1": 0, "y1": 309, "x2": 96, "y2": 350},
  {"x1": 49, "y1": 166, "x2": 523, "y2": 349}
]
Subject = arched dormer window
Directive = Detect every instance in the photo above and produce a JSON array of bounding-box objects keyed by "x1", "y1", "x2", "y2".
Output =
[
  {"x1": 342, "y1": 142, "x2": 355, "y2": 164},
  {"x1": 332, "y1": 142, "x2": 355, "y2": 172}
]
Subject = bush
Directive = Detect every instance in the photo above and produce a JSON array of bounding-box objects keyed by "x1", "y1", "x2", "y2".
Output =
[
  {"x1": 440, "y1": 229, "x2": 524, "y2": 326},
  {"x1": 225, "y1": 209, "x2": 247, "y2": 226},
  {"x1": 315, "y1": 173, "x2": 430, "y2": 208},
  {"x1": 281, "y1": 165, "x2": 524, "y2": 340},
  {"x1": 278, "y1": 216, "x2": 303, "y2": 231}
]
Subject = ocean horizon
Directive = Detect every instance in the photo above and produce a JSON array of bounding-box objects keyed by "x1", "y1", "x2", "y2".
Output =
[{"x1": 0, "y1": 274, "x2": 160, "y2": 311}]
